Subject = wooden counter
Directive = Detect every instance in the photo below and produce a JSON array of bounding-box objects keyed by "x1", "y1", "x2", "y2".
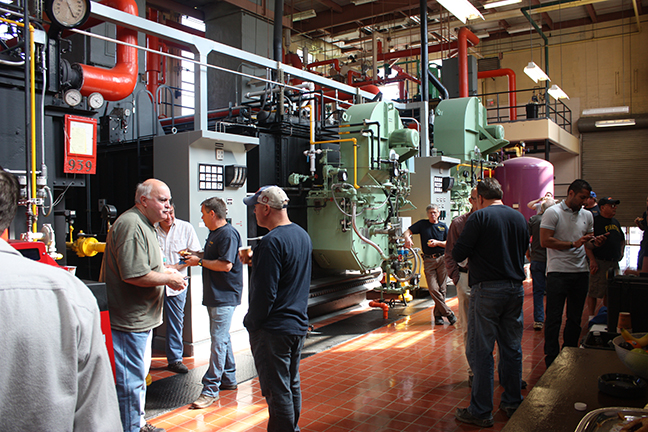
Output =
[{"x1": 502, "y1": 348, "x2": 647, "y2": 431}]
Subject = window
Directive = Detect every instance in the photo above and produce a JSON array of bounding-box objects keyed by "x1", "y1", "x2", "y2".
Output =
[{"x1": 179, "y1": 16, "x2": 206, "y2": 116}]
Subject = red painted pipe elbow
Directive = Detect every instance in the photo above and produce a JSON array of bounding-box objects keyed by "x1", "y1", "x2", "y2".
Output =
[
  {"x1": 458, "y1": 28, "x2": 479, "y2": 98},
  {"x1": 477, "y1": 68, "x2": 517, "y2": 120},
  {"x1": 77, "y1": 0, "x2": 139, "y2": 101},
  {"x1": 369, "y1": 301, "x2": 389, "y2": 319}
]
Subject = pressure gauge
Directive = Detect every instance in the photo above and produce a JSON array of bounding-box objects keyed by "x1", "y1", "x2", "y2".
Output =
[
  {"x1": 88, "y1": 92, "x2": 104, "y2": 110},
  {"x1": 46, "y1": 0, "x2": 91, "y2": 29},
  {"x1": 63, "y1": 88, "x2": 82, "y2": 107}
]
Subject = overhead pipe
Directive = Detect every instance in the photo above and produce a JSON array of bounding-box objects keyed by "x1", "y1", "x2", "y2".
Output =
[
  {"x1": 273, "y1": 0, "x2": 283, "y2": 62},
  {"x1": 377, "y1": 41, "x2": 460, "y2": 62},
  {"x1": 458, "y1": 28, "x2": 479, "y2": 98},
  {"x1": 419, "y1": 0, "x2": 428, "y2": 103},
  {"x1": 72, "y1": 0, "x2": 139, "y2": 101},
  {"x1": 146, "y1": 8, "x2": 161, "y2": 96},
  {"x1": 307, "y1": 58, "x2": 340, "y2": 73},
  {"x1": 478, "y1": 69, "x2": 517, "y2": 120}
]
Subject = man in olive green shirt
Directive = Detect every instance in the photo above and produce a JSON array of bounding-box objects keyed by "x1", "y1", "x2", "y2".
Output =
[{"x1": 100, "y1": 179, "x2": 186, "y2": 432}]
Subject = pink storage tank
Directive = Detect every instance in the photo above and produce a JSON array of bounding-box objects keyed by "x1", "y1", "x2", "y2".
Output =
[{"x1": 494, "y1": 156, "x2": 554, "y2": 221}]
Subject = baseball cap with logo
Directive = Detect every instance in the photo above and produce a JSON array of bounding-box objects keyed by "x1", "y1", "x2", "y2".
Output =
[
  {"x1": 243, "y1": 185, "x2": 289, "y2": 210},
  {"x1": 598, "y1": 197, "x2": 620, "y2": 207},
  {"x1": 590, "y1": 191, "x2": 597, "y2": 199}
]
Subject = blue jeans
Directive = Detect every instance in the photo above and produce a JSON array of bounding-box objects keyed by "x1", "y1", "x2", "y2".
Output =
[
  {"x1": 249, "y1": 329, "x2": 305, "y2": 432},
  {"x1": 466, "y1": 281, "x2": 524, "y2": 419},
  {"x1": 201, "y1": 305, "x2": 237, "y2": 397},
  {"x1": 164, "y1": 289, "x2": 187, "y2": 363},
  {"x1": 544, "y1": 272, "x2": 588, "y2": 367},
  {"x1": 112, "y1": 329, "x2": 152, "y2": 432},
  {"x1": 530, "y1": 261, "x2": 547, "y2": 323}
]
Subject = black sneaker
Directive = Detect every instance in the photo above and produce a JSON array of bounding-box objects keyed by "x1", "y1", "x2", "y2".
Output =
[
  {"x1": 499, "y1": 403, "x2": 518, "y2": 418},
  {"x1": 521, "y1": 379, "x2": 528, "y2": 389},
  {"x1": 434, "y1": 317, "x2": 445, "y2": 325},
  {"x1": 447, "y1": 313, "x2": 457, "y2": 325},
  {"x1": 167, "y1": 361, "x2": 189, "y2": 374},
  {"x1": 141, "y1": 423, "x2": 165, "y2": 432},
  {"x1": 220, "y1": 384, "x2": 238, "y2": 391},
  {"x1": 455, "y1": 408, "x2": 494, "y2": 428}
]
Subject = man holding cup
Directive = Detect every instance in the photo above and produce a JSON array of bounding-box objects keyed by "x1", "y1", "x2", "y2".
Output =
[
  {"x1": 404, "y1": 204, "x2": 456, "y2": 326},
  {"x1": 183, "y1": 197, "x2": 243, "y2": 409}
]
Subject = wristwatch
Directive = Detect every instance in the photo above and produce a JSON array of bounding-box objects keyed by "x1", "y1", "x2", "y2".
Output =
[{"x1": 198, "y1": 258, "x2": 203, "y2": 266}]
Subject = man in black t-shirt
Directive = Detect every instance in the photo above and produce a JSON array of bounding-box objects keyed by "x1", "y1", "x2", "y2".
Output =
[
  {"x1": 452, "y1": 178, "x2": 529, "y2": 427},
  {"x1": 635, "y1": 195, "x2": 648, "y2": 269},
  {"x1": 242, "y1": 186, "x2": 312, "y2": 432},
  {"x1": 184, "y1": 197, "x2": 243, "y2": 410},
  {"x1": 404, "y1": 204, "x2": 455, "y2": 326},
  {"x1": 585, "y1": 197, "x2": 624, "y2": 317}
]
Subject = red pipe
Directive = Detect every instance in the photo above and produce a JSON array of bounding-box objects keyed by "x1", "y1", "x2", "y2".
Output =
[
  {"x1": 146, "y1": 8, "x2": 161, "y2": 95},
  {"x1": 458, "y1": 28, "x2": 479, "y2": 98},
  {"x1": 307, "y1": 58, "x2": 340, "y2": 73},
  {"x1": 377, "y1": 41, "x2": 459, "y2": 62},
  {"x1": 478, "y1": 68, "x2": 517, "y2": 121},
  {"x1": 369, "y1": 301, "x2": 389, "y2": 319},
  {"x1": 77, "y1": 0, "x2": 138, "y2": 101}
]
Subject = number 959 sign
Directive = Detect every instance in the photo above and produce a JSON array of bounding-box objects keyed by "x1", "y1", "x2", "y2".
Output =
[{"x1": 64, "y1": 114, "x2": 97, "y2": 174}]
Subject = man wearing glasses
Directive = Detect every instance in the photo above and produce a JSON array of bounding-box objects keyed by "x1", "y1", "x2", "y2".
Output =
[{"x1": 585, "y1": 197, "x2": 624, "y2": 317}]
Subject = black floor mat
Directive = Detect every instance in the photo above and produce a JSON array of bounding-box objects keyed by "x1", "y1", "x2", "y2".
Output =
[{"x1": 144, "y1": 296, "x2": 440, "y2": 418}]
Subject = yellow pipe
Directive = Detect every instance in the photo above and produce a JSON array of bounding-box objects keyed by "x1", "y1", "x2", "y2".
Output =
[
  {"x1": 312, "y1": 138, "x2": 359, "y2": 189},
  {"x1": 0, "y1": 17, "x2": 38, "y2": 233}
]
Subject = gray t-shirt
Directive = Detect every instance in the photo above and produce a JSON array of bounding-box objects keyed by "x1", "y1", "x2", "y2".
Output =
[
  {"x1": 540, "y1": 201, "x2": 593, "y2": 273},
  {"x1": 100, "y1": 207, "x2": 165, "y2": 332}
]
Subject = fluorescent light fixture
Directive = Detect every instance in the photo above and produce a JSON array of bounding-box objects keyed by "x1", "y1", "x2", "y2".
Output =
[
  {"x1": 474, "y1": 30, "x2": 490, "y2": 39},
  {"x1": 437, "y1": 0, "x2": 484, "y2": 24},
  {"x1": 292, "y1": 9, "x2": 316, "y2": 22},
  {"x1": 595, "y1": 119, "x2": 636, "y2": 128},
  {"x1": 524, "y1": 61, "x2": 550, "y2": 83},
  {"x1": 547, "y1": 85, "x2": 569, "y2": 100},
  {"x1": 506, "y1": 24, "x2": 535, "y2": 34},
  {"x1": 484, "y1": 0, "x2": 522, "y2": 8},
  {"x1": 350, "y1": 0, "x2": 378, "y2": 5},
  {"x1": 582, "y1": 106, "x2": 630, "y2": 116}
]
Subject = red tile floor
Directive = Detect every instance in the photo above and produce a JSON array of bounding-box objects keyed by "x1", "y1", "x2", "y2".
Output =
[{"x1": 147, "y1": 279, "x2": 582, "y2": 431}]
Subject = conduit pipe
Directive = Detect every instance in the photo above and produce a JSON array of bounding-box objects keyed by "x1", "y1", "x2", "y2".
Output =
[
  {"x1": 146, "y1": 8, "x2": 161, "y2": 95},
  {"x1": 351, "y1": 201, "x2": 388, "y2": 261},
  {"x1": 75, "y1": 0, "x2": 138, "y2": 100},
  {"x1": 478, "y1": 69, "x2": 517, "y2": 120},
  {"x1": 458, "y1": 28, "x2": 479, "y2": 98},
  {"x1": 369, "y1": 301, "x2": 389, "y2": 319},
  {"x1": 307, "y1": 59, "x2": 340, "y2": 73}
]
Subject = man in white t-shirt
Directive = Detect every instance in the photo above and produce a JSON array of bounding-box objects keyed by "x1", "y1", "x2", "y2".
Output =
[{"x1": 540, "y1": 179, "x2": 607, "y2": 367}]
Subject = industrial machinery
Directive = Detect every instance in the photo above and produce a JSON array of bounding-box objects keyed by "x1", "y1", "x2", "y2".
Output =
[{"x1": 302, "y1": 101, "x2": 420, "y2": 299}]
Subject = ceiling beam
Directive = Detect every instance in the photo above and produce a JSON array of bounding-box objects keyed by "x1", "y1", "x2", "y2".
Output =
[
  {"x1": 294, "y1": 0, "x2": 435, "y2": 35},
  {"x1": 316, "y1": 0, "x2": 342, "y2": 14},
  {"x1": 531, "y1": 0, "x2": 553, "y2": 30},
  {"x1": 585, "y1": 4, "x2": 598, "y2": 22}
]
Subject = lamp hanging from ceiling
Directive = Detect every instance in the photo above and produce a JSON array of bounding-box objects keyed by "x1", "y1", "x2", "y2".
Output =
[
  {"x1": 292, "y1": 9, "x2": 316, "y2": 22},
  {"x1": 437, "y1": 0, "x2": 484, "y2": 24},
  {"x1": 484, "y1": 0, "x2": 522, "y2": 9},
  {"x1": 595, "y1": 119, "x2": 635, "y2": 128},
  {"x1": 547, "y1": 84, "x2": 569, "y2": 100},
  {"x1": 524, "y1": 61, "x2": 550, "y2": 83}
]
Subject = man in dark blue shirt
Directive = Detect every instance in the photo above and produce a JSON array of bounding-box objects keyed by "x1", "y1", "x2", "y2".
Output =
[
  {"x1": 184, "y1": 197, "x2": 243, "y2": 409},
  {"x1": 452, "y1": 178, "x2": 529, "y2": 428},
  {"x1": 242, "y1": 186, "x2": 312, "y2": 432},
  {"x1": 404, "y1": 204, "x2": 455, "y2": 325}
]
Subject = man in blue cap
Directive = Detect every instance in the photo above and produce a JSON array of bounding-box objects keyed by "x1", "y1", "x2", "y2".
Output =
[
  {"x1": 584, "y1": 191, "x2": 600, "y2": 217},
  {"x1": 241, "y1": 186, "x2": 312, "y2": 432}
]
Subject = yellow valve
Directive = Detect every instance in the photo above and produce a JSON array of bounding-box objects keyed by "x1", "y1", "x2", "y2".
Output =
[{"x1": 67, "y1": 235, "x2": 106, "y2": 258}]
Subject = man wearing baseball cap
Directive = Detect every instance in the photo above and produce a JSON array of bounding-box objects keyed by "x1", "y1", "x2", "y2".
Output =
[
  {"x1": 242, "y1": 185, "x2": 312, "y2": 432},
  {"x1": 585, "y1": 191, "x2": 600, "y2": 217},
  {"x1": 585, "y1": 197, "x2": 624, "y2": 317}
]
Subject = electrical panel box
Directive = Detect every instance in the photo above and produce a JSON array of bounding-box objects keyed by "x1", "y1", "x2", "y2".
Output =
[{"x1": 441, "y1": 55, "x2": 478, "y2": 98}]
